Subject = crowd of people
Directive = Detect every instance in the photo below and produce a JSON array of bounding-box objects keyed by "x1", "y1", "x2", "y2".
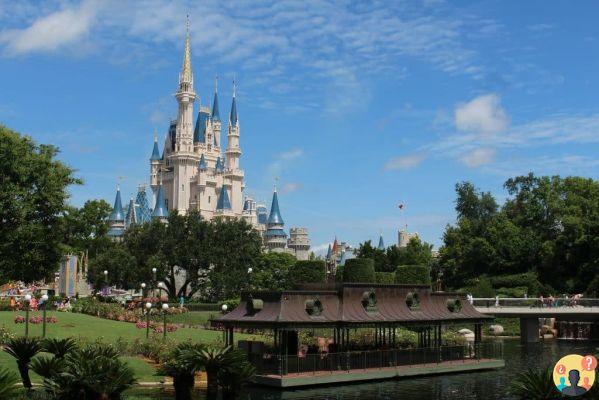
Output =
[{"x1": 465, "y1": 293, "x2": 587, "y2": 308}]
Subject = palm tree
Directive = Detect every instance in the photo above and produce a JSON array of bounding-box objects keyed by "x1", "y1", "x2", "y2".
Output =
[
  {"x1": 218, "y1": 362, "x2": 257, "y2": 400},
  {"x1": 157, "y1": 342, "x2": 204, "y2": 400},
  {"x1": 42, "y1": 337, "x2": 77, "y2": 359},
  {"x1": 185, "y1": 346, "x2": 244, "y2": 400},
  {"x1": 42, "y1": 343, "x2": 136, "y2": 400},
  {"x1": 0, "y1": 367, "x2": 20, "y2": 398},
  {"x1": 2, "y1": 336, "x2": 42, "y2": 389},
  {"x1": 509, "y1": 367, "x2": 560, "y2": 400}
]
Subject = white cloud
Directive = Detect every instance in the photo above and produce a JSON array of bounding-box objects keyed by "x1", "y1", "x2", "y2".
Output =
[
  {"x1": 384, "y1": 153, "x2": 426, "y2": 170},
  {"x1": 458, "y1": 148, "x2": 496, "y2": 167},
  {"x1": 281, "y1": 182, "x2": 302, "y2": 194},
  {"x1": 0, "y1": 1, "x2": 98, "y2": 55},
  {"x1": 311, "y1": 242, "x2": 332, "y2": 256},
  {"x1": 278, "y1": 148, "x2": 303, "y2": 160},
  {"x1": 455, "y1": 94, "x2": 509, "y2": 135},
  {"x1": 266, "y1": 147, "x2": 304, "y2": 183}
]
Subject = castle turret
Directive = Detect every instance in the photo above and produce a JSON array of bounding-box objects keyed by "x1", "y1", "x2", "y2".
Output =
[
  {"x1": 171, "y1": 16, "x2": 197, "y2": 214},
  {"x1": 152, "y1": 183, "x2": 168, "y2": 222},
  {"x1": 224, "y1": 81, "x2": 244, "y2": 214},
  {"x1": 264, "y1": 188, "x2": 287, "y2": 252},
  {"x1": 378, "y1": 233, "x2": 385, "y2": 250},
  {"x1": 150, "y1": 132, "x2": 161, "y2": 207},
  {"x1": 211, "y1": 76, "x2": 221, "y2": 148},
  {"x1": 108, "y1": 186, "x2": 125, "y2": 240},
  {"x1": 125, "y1": 198, "x2": 137, "y2": 229}
]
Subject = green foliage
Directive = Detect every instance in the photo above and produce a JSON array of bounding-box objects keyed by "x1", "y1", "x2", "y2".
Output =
[
  {"x1": 489, "y1": 272, "x2": 541, "y2": 295},
  {"x1": 42, "y1": 337, "x2": 78, "y2": 359},
  {"x1": 184, "y1": 346, "x2": 245, "y2": 400},
  {"x1": 508, "y1": 367, "x2": 558, "y2": 400},
  {"x1": 219, "y1": 298, "x2": 240, "y2": 312},
  {"x1": 0, "y1": 367, "x2": 19, "y2": 398},
  {"x1": 218, "y1": 362, "x2": 256, "y2": 400},
  {"x1": 252, "y1": 252, "x2": 297, "y2": 290},
  {"x1": 60, "y1": 199, "x2": 113, "y2": 258},
  {"x1": 375, "y1": 272, "x2": 395, "y2": 284},
  {"x1": 157, "y1": 342, "x2": 204, "y2": 400},
  {"x1": 2, "y1": 336, "x2": 43, "y2": 388},
  {"x1": 41, "y1": 343, "x2": 137, "y2": 400},
  {"x1": 88, "y1": 244, "x2": 139, "y2": 291},
  {"x1": 30, "y1": 355, "x2": 66, "y2": 379},
  {"x1": 357, "y1": 237, "x2": 434, "y2": 273},
  {"x1": 461, "y1": 276, "x2": 495, "y2": 298},
  {"x1": 440, "y1": 174, "x2": 599, "y2": 292},
  {"x1": 394, "y1": 265, "x2": 431, "y2": 285},
  {"x1": 288, "y1": 260, "x2": 326, "y2": 285},
  {"x1": 586, "y1": 275, "x2": 599, "y2": 297},
  {"x1": 342, "y1": 258, "x2": 376, "y2": 283},
  {"x1": 0, "y1": 125, "x2": 81, "y2": 284}
]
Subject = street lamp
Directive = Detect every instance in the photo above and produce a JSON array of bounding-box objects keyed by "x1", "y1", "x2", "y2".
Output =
[
  {"x1": 221, "y1": 304, "x2": 228, "y2": 313},
  {"x1": 24, "y1": 294, "x2": 32, "y2": 337},
  {"x1": 247, "y1": 267, "x2": 253, "y2": 291},
  {"x1": 145, "y1": 302, "x2": 152, "y2": 339},
  {"x1": 161, "y1": 303, "x2": 169, "y2": 340},
  {"x1": 151, "y1": 267, "x2": 157, "y2": 297},
  {"x1": 41, "y1": 294, "x2": 49, "y2": 338},
  {"x1": 140, "y1": 282, "x2": 146, "y2": 298}
]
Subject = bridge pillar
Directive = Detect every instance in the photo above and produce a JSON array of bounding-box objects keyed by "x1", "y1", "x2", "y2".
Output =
[{"x1": 520, "y1": 317, "x2": 539, "y2": 343}]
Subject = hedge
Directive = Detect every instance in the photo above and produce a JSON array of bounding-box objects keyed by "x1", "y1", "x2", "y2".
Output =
[
  {"x1": 489, "y1": 272, "x2": 541, "y2": 295},
  {"x1": 375, "y1": 272, "x2": 395, "y2": 284},
  {"x1": 343, "y1": 258, "x2": 376, "y2": 283},
  {"x1": 184, "y1": 302, "x2": 221, "y2": 312},
  {"x1": 288, "y1": 260, "x2": 326, "y2": 284},
  {"x1": 394, "y1": 264, "x2": 431, "y2": 285}
]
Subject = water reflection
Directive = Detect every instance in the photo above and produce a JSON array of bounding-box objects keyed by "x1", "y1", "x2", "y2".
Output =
[{"x1": 246, "y1": 339, "x2": 598, "y2": 400}]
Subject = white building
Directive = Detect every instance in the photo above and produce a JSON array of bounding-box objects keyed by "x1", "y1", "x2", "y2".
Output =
[{"x1": 107, "y1": 19, "x2": 309, "y2": 259}]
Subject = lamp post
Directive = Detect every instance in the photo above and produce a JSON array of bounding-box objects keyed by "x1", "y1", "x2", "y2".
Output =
[
  {"x1": 151, "y1": 267, "x2": 157, "y2": 298},
  {"x1": 140, "y1": 282, "x2": 146, "y2": 298},
  {"x1": 24, "y1": 294, "x2": 32, "y2": 337},
  {"x1": 247, "y1": 267, "x2": 253, "y2": 291},
  {"x1": 221, "y1": 304, "x2": 228, "y2": 314},
  {"x1": 145, "y1": 302, "x2": 152, "y2": 339},
  {"x1": 157, "y1": 281, "x2": 164, "y2": 300},
  {"x1": 103, "y1": 270, "x2": 108, "y2": 297},
  {"x1": 161, "y1": 303, "x2": 169, "y2": 340},
  {"x1": 41, "y1": 294, "x2": 49, "y2": 338}
]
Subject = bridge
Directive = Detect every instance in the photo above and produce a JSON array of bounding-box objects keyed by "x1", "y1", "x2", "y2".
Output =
[{"x1": 472, "y1": 297, "x2": 599, "y2": 343}]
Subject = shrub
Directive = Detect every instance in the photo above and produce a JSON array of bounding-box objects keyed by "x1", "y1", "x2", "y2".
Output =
[
  {"x1": 394, "y1": 264, "x2": 431, "y2": 285},
  {"x1": 490, "y1": 272, "x2": 541, "y2": 295},
  {"x1": 343, "y1": 258, "x2": 376, "y2": 283},
  {"x1": 288, "y1": 260, "x2": 326, "y2": 284},
  {"x1": 0, "y1": 367, "x2": 19, "y2": 398},
  {"x1": 0, "y1": 327, "x2": 15, "y2": 345},
  {"x1": 219, "y1": 298, "x2": 240, "y2": 312},
  {"x1": 375, "y1": 272, "x2": 395, "y2": 284}
]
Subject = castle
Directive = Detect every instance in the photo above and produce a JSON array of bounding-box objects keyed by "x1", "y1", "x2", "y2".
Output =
[{"x1": 106, "y1": 20, "x2": 310, "y2": 260}]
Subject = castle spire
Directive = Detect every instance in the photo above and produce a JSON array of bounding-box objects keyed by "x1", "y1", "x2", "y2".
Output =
[
  {"x1": 211, "y1": 75, "x2": 220, "y2": 121},
  {"x1": 229, "y1": 78, "x2": 238, "y2": 126},
  {"x1": 267, "y1": 188, "x2": 284, "y2": 225},
  {"x1": 179, "y1": 14, "x2": 193, "y2": 88},
  {"x1": 152, "y1": 183, "x2": 168, "y2": 220},
  {"x1": 109, "y1": 186, "x2": 124, "y2": 222},
  {"x1": 150, "y1": 130, "x2": 161, "y2": 160},
  {"x1": 378, "y1": 233, "x2": 385, "y2": 250}
]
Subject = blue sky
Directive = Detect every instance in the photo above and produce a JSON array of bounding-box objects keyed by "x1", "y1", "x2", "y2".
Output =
[{"x1": 1, "y1": 0, "x2": 598, "y2": 254}]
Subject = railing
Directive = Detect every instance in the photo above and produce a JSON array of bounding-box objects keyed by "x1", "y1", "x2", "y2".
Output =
[
  {"x1": 249, "y1": 342, "x2": 503, "y2": 376},
  {"x1": 472, "y1": 298, "x2": 599, "y2": 308}
]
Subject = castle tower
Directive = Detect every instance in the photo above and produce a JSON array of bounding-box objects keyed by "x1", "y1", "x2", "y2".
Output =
[
  {"x1": 135, "y1": 185, "x2": 152, "y2": 223},
  {"x1": 150, "y1": 133, "x2": 161, "y2": 208},
  {"x1": 107, "y1": 186, "x2": 125, "y2": 240},
  {"x1": 125, "y1": 198, "x2": 137, "y2": 229},
  {"x1": 211, "y1": 76, "x2": 221, "y2": 148},
  {"x1": 288, "y1": 227, "x2": 311, "y2": 260},
  {"x1": 225, "y1": 81, "x2": 244, "y2": 214},
  {"x1": 171, "y1": 17, "x2": 197, "y2": 214},
  {"x1": 378, "y1": 233, "x2": 385, "y2": 250},
  {"x1": 264, "y1": 188, "x2": 287, "y2": 252}
]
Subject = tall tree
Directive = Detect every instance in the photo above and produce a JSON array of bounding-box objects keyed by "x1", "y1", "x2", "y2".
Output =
[
  {"x1": 60, "y1": 199, "x2": 112, "y2": 257},
  {"x1": 0, "y1": 126, "x2": 80, "y2": 283}
]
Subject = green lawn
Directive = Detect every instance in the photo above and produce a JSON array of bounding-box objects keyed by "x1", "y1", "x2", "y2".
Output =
[
  {"x1": 154, "y1": 311, "x2": 218, "y2": 327},
  {"x1": 0, "y1": 311, "x2": 265, "y2": 383}
]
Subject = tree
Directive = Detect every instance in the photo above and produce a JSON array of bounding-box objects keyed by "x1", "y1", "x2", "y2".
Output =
[
  {"x1": 357, "y1": 237, "x2": 434, "y2": 273},
  {"x1": 252, "y1": 252, "x2": 296, "y2": 291},
  {"x1": 88, "y1": 244, "x2": 139, "y2": 291},
  {"x1": 0, "y1": 126, "x2": 80, "y2": 283},
  {"x1": 288, "y1": 260, "x2": 326, "y2": 285},
  {"x1": 342, "y1": 258, "x2": 376, "y2": 283},
  {"x1": 60, "y1": 199, "x2": 112, "y2": 258}
]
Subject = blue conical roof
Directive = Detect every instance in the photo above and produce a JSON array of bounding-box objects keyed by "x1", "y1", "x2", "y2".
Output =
[
  {"x1": 267, "y1": 189, "x2": 284, "y2": 225},
  {"x1": 378, "y1": 234, "x2": 385, "y2": 250},
  {"x1": 216, "y1": 185, "x2": 231, "y2": 210},
  {"x1": 193, "y1": 110, "x2": 210, "y2": 143},
  {"x1": 198, "y1": 154, "x2": 207, "y2": 171},
  {"x1": 125, "y1": 198, "x2": 137, "y2": 228},
  {"x1": 212, "y1": 90, "x2": 220, "y2": 121},
  {"x1": 152, "y1": 185, "x2": 168, "y2": 219},
  {"x1": 229, "y1": 95, "x2": 238, "y2": 126},
  {"x1": 135, "y1": 186, "x2": 151, "y2": 223},
  {"x1": 326, "y1": 244, "x2": 332, "y2": 259},
  {"x1": 215, "y1": 156, "x2": 224, "y2": 173},
  {"x1": 109, "y1": 188, "x2": 124, "y2": 222},
  {"x1": 150, "y1": 138, "x2": 161, "y2": 161}
]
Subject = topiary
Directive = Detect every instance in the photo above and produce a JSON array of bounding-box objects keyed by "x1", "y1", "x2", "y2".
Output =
[
  {"x1": 375, "y1": 272, "x2": 395, "y2": 284},
  {"x1": 343, "y1": 258, "x2": 376, "y2": 283},
  {"x1": 394, "y1": 264, "x2": 431, "y2": 285},
  {"x1": 288, "y1": 260, "x2": 326, "y2": 284}
]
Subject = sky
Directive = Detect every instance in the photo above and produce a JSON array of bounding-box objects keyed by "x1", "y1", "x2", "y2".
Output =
[{"x1": 0, "y1": 0, "x2": 598, "y2": 254}]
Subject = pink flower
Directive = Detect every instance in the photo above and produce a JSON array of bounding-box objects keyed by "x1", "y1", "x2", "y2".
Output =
[{"x1": 14, "y1": 315, "x2": 25, "y2": 324}]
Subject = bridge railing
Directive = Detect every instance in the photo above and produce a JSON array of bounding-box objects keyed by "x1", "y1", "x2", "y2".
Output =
[{"x1": 471, "y1": 297, "x2": 599, "y2": 308}]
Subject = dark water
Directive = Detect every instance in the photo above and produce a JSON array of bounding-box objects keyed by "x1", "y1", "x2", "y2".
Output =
[{"x1": 245, "y1": 339, "x2": 599, "y2": 400}]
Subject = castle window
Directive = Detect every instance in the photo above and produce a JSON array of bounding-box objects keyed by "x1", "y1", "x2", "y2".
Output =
[
  {"x1": 208, "y1": 196, "x2": 211, "y2": 204},
  {"x1": 182, "y1": 184, "x2": 184, "y2": 192}
]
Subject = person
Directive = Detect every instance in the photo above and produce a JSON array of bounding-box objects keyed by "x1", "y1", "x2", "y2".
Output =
[
  {"x1": 557, "y1": 376, "x2": 567, "y2": 392},
  {"x1": 562, "y1": 369, "x2": 587, "y2": 396},
  {"x1": 539, "y1": 295, "x2": 544, "y2": 308},
  {"x1": 179, "y1": 295, "x2": 185, "y2": 308},
  {"x1": 495, "y1": 295, "x2": 499, "y2": 308},
  {"x1": 9, "y1": 296, "x2": 16, "y2": 311}
]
